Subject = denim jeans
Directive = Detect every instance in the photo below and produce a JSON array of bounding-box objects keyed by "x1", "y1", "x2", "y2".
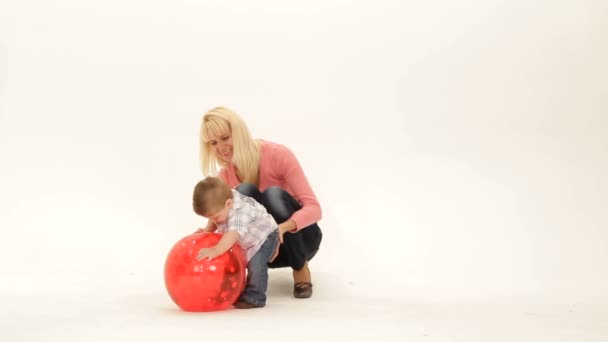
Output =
[
  {"x1": 235, "y1": 184, "x2": 322, "y2": 270},
  {"x1": 239, "y1": 230, "x2": 279, "y2": 306}
]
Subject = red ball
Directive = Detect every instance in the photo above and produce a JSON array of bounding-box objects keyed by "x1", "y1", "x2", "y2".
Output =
[{"x1": 164, "y1": 232, "x2": 246, "y2": 312}]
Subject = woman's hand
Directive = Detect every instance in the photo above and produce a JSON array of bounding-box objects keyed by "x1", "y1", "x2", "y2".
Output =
[
  {"x1": 277, "y1": 220, "x2": 297, "y2": 243},
  {"x1": 269, "y1": 220, "x2": 297, "y2": 262},
  {"x1": 270, "y1": 244, "x2": 280, "y2": 263}
]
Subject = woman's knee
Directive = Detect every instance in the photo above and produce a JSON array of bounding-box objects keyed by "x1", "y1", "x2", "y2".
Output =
[
  {"x1": 236, "y1": 183, "x2": 259, "y2": 197},
  {"x1": 262, "y1": 186, "x2": 287, "y2": 202},
  {"x1": 262, "y1": 187, "x2": 296, "y2": 222}
]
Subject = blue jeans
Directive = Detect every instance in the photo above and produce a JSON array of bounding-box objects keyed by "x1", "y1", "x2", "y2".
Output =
[
  {"x1": 235, "y1": 184, "x2": 322, "y2": 270},
  {"x1": 239, "y1": 230, "x2": 279, "y2": 306}
]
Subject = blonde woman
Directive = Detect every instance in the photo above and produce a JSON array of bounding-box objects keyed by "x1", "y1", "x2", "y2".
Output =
[{"x1": 198, "y1": 107, "x2": 322, "y2": 299}]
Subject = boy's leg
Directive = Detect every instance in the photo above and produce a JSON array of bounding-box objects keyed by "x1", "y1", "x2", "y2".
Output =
[{"x1": 236, "y1": 231, "x2": 279, "y2": 308}]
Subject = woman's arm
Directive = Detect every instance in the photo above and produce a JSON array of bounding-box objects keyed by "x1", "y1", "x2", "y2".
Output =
[{"x1": 275, "y1": 145, "x2": 322, "y2": 230}]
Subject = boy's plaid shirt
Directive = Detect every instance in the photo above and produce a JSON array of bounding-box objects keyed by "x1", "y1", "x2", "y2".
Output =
[{"x1": 216, "y1": 190, "x2": 278, "y2": 262}]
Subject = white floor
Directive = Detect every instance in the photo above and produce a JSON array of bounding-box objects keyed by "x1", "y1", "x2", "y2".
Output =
[
  {"x1": 2, "y1": 1, "x2": 608, "y2": 341},
  {"x1": 2, "y1": 270, "x2": 607, "y2": 342}
]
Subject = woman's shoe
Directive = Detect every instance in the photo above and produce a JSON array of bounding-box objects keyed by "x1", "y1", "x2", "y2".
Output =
[
  {"x1": 294, "y1": 282, "x2": 313, "y2": 298},
  {"x1": 293, "y1": 262, "x2": 313, "y2": 298}
]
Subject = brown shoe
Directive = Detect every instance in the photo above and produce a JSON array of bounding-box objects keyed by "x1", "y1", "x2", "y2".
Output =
[
  {"x1": 233, "y1": 299, "x2": 265, "y2": 309},
  {"x1": 294, "y1": 282, "x2": 313, "y2": 298}
]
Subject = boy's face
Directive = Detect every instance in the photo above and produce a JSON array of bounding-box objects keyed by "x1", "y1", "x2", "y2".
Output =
[{"x1": 206, "y1": 199, "x2": 232, "y2": 224}]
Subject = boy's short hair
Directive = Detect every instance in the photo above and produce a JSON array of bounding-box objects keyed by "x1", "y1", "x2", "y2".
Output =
[{"x1": 193, "y1": 177, "x2": 233, "y2": 216}]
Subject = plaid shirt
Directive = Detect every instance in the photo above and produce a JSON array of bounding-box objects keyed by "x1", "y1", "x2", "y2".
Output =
[{"x1": 216, "y1": 190, "x2": 278, "y2": 262}]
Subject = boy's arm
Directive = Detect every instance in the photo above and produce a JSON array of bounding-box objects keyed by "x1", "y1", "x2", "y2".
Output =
[
  {"x1": 196, "y1": 231, "x2": 240, "y2": 260},
  {"x1": 194, "y1": 220, "x2": 217, "y2": 234},
  {"x1": 204, "y1": 220, "x2": 217, "y2": 232}
]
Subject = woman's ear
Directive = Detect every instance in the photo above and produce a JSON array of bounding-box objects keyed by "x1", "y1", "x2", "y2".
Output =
[{"x1": 225, "y1": 198, "x2": 233, "y2": 209}]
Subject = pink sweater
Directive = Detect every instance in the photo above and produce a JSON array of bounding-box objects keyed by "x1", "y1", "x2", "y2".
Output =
[{"x1": 218, "y1": 140, "x2": 322, "y2": 231}]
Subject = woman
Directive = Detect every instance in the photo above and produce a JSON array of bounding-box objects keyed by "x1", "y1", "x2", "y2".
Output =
[{"x1": 198, "y1": 107, "x2": 323, "y2": 298}]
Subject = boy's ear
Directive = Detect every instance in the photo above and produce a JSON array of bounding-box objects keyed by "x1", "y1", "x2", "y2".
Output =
[{"x1": 225, "y1": 198, "x2": 233, "y2": 208}]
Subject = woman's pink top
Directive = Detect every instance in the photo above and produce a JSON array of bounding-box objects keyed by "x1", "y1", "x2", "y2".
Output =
[{"x1": 218, "y1": 140, "x2": 321, "y2": 230}]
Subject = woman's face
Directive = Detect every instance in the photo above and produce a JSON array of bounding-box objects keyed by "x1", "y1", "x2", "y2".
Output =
[{"x1": 208, "y1": 131, "x2": 234, "y2": 163}]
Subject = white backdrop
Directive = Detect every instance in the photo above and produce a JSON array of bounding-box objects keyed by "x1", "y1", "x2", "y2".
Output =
[{"x1": 1, "y1": 0, "x2": 607, "y2": 301}]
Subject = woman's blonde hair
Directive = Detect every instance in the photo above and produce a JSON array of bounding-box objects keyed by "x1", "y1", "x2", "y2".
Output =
[{"x1": 200, "y1": 107, "x2": 261, "y2": 184}]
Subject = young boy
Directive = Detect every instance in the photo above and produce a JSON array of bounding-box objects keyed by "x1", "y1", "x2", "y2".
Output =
[{"x1": 193, "y1": 176, "x2": 279, "y2": 309}]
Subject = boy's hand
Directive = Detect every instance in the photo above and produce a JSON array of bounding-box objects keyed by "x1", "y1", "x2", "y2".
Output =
[{"x1": 197, "y1": 247, "x2": 221, "y2": 261}]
